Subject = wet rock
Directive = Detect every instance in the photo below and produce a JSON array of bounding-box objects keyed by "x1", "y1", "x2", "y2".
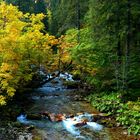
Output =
[
  {"x1": 55, "y1": 114, "x2": 66, "y2": 122},
  {"x1": 93, "y1": 115, "x2": 102, "y2": 122},
  {"x1": 48, "y1": 113, "x2": 66, "y2": 122},
  {"x1": 18, "y1": 135, "x2": 25, "y2": 140},
  {"x1": 123, "y1": 131, "x2": 128, "y2": 135},
  {"x1": 40, "y1": 112, "x2": 68, "y2": 122},
  {"x1": 116, "y1": 122, "x2": 121, "y2": 127},
  {"x1": 76, "y1": 112, "x2": 84, "y2": 116},
  {"x1": 74, "y1": 97, "x2": 83, "y2": 101},
  {"x1": 67, "y1": 114, "x2": 74, "y2": 118},
  {"x1": 26, "y1": 114, "x2": 42, "y2": 120},
  {"x1": 51, "y1": 80, "x2": 59, "y2": 84},
  {"x1": 26, "y1": 125, "x2": 35, "y2": 131},
  {"x1": 74, "y1": 119, "x2": 88, "y2": 127},
  {"x1": 53, "y1": 94, "x2": 59, "y2": 97},
  {"x1": 0, "y1": 121, "x2": 33, "y2": 140},
  {"x1": 73, "y1": 95, "x2": 80, "y2": 100},
  {"x1": 49, "y1": 113, "x2": 56, "y2": 122},
  {"x1": 18, "y1": 133, "x2": 32, "y2": 140},
  {"x1": 41, "y1": 111, "x2": 49, "y2": 116}
]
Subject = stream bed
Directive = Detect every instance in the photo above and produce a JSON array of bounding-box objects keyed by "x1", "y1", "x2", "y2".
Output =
[{"x1": 16, "y1": 74, "x2": 137, "y2": 140}]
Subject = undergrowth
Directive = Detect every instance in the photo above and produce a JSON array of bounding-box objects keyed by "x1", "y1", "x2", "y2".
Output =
[{"x1": 87, "y1": 92, "x2": 140, "y2": 135}]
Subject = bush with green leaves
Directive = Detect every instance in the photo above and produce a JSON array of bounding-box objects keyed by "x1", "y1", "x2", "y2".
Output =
[
  {"x1": 87, "y1": 92, "x2": 140, "y2": 135},
  {"x1": 116, "y1": 101, "x2": 140, "y2": 135},
  {"x1": 87, "y1": 92, "x2": 122, "y2": 114}
]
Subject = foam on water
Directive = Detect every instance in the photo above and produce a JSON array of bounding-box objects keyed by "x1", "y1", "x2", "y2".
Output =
[
  {"x1": 62, "y1": 113, "x2": 103, "y2": 137},
  {"x1": 76, "y1": 113, "x2": 94, "y2": 122},
  {"x1": 59, "y1": 73, "x2": 74, "y2": 81},
  {"x1": 63, "y1": 119, "x2": 80, "y2": 136},
  {"x1": 17, "y1": 114, "x2": 29, "y2": 124},
  {"x1": 87, "y1": 122, "x2": 103, "y2": 131}
]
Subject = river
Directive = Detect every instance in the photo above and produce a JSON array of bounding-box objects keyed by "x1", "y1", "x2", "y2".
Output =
[{"x1": 16, "y1": 74, "x2": 136, "y2": 140}]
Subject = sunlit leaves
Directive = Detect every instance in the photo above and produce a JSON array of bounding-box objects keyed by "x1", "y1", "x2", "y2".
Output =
[
  {"x1": 0, "y1": 95, "x2": 6, "y2": 106},
  {"x1": 0, "y1": 2, "x2": 58, "y2": 105}
]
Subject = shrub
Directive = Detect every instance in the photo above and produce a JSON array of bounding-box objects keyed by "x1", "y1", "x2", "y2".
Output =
[{"x1": 87, "y1": 92, "x2": 140, "y2": 135}]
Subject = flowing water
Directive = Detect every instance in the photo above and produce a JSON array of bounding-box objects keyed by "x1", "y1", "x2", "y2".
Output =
[{"x1": 16, "y1": 74, "x2": 116, "y2": 140}]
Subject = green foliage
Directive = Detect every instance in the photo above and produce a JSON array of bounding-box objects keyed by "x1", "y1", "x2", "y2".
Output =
[
  {"x1": 116, "y1": 100, "x2": 140, "y2": 135},
  {"x1": 5, "y1": 0, "x2": 47, "y2": 14},
  {"x1": 87, "y1": 93, "x2": 140, "y2": 135},
  {"x1": 49, "y1": 0, "x2": 89, "y2": 35},
  {"x1": 0, "y1": 0, "x2": 139, "y2": 136},
  {"x1": 87, "y1": 92, "x2": 122, "y2": 113},
  {"x1": 63, "y1": 81, "x2": 79, "y2": 89},
  {"x1": 65, "y1": 0, "x2": 140, "y2": 96}
]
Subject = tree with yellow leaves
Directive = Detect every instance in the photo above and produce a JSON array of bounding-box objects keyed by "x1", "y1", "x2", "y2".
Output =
[{"x1": 0, "y1": 2, "x2": 58, "y2": 105}]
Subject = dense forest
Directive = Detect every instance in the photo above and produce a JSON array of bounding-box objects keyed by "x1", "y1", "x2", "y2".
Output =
[{"x1": 0, "y1": 0, "x2": 140, "y2": 137}]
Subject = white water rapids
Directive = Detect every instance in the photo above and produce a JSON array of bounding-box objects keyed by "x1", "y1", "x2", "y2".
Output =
[
  {"x1": 62, "y1": 113, "x2": 103, "y2": 137},
  {"x1": 17, "y1": 113, "x2": 103, "y2": 137},
  {"x1": 16, "y1": 72, "x2": 105, "y2": 139}
]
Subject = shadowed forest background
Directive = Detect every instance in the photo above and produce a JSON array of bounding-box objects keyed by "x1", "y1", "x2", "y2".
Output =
[{"x1": 0, "y1": 0, "x2": 140, "y2": 137}]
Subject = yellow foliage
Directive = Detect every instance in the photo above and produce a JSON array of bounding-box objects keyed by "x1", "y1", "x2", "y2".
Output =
[
  {"x1": 0, "y1": 95, "x2": 6, "y2": 105},
  {"x1": 7, "y1": 87, "x2": 16, "y2": 97},
  {"x1": 57, "y1": 35, "x2": 76, "y2": 66},
  {"x1": 0, "y1": 2, "x2": 62, "y2": 106},
  {"x1": 127, "y1": 101, "x2": 140, "y2": 111},
  {"x1": 0, "y1": 63, "x2": 10, "y2": 72},
  {"x1": 0, "y1": 73, "x2": 13, "y2": 79},
  {"x1": 1, "y1": 79, "x2": 9, "y2": 89}
]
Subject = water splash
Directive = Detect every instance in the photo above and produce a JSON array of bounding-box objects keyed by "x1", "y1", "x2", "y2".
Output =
[
  {"x1": 17, "y1": 114, "x2": 29, "y2": 124},
  {"x1": 63, "y1": 119, "x2": 80, "y2": 136},
  {"x1": 17, "y1": 114, "x2": 47, "y2": 128},
  {"x1": 76, "y1": 135, "x2": 86, "y2": 139},
  {"x1": 62, "y1": 113, "x2": 103, "y2": 137},
  {"x1": 59, "y1": 73, "x2": 74, "y2": 81},
  {"x1": 87, "y1": 122, "x2": 103, "y2": 131},
  {"x1": 76, "y1": 113, "x2": 94, "y2": 122}
]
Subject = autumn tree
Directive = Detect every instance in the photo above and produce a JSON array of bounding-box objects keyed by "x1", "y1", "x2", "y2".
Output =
[{"x1": 0, "y1": 2, "x2": 58, "y2": 105}]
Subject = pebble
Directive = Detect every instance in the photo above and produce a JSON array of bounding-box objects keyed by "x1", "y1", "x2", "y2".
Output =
[{"x1": 123, "y1": 131, "x2": 128, "y2": 135}]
